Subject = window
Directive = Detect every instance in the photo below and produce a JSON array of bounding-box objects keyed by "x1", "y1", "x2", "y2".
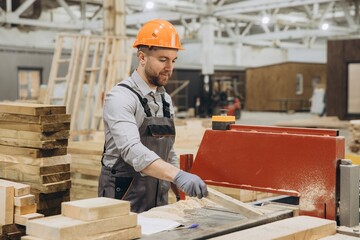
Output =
[{"x1": 18, "y1": 68, "x2": 42, "y2": 100}]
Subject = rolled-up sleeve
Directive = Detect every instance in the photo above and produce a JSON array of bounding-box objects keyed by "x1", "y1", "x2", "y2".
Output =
[{"x1": 104, "y1": 88, "x2": 159, "y2": 172}]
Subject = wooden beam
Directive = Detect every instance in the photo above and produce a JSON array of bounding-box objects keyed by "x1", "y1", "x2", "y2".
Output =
[{"x1": 206, "y1": 187, "x2": 263, "y2": 218}]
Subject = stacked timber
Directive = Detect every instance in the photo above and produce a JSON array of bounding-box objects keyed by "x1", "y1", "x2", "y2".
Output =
[
  {"x1": 0, "y1": 102, "x2": 71, "y2": 216},
  {"x1": 0, "y1": 180, "x2": 44, "y2": 239},
  {"x1": 349, "y1": 120, "x2": 360, "y2": 153},
  {"x1": 68, "y1": 141, "x2": 102, "y2": 200},
  {"x1": 22, "y1": 197, "x2": 141, "y2": 240}
]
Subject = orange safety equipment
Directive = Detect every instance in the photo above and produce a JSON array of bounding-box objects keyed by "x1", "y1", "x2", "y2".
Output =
[{"x1": 133, "y1": 19, "x2": 184, "y2": 50}]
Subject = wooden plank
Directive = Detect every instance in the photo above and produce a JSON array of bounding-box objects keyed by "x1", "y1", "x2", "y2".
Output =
[
  {"x1": 206, "y1": 188, "x2": 263, "y2": 218},
  {"x1": 0, "y1": 185, "x2": 14, "y2": 225},
  {"x1": 0, "y1": 129, "x2": 70, "y2": 141},
  {"x1": 27, "y1": 180, "x2": 71, "y2": 194},
  {"x1": 26, "y1": 213, "x2": 137, "y2": 240},
  {"x1": 0, "y1": 224, "x2": 22, "y2": 239},
  {"x1": 0, "y1": 145, "x2": 67, "y2": 159},
  {"x1": 88, "y1": 225, "x2": 142, "y2": 240},
  {"x1": 14, "y1": 213, "x2": 44, "y2": 226},
  {"x1": 15, "y1": 204, "x2": 37, "y2": 215},
  {"x1": 0, "y1": 179, "x2": 30, "y2": 196},
  {"x1": 14, "y1": 194, "x2": 36, "y2": 207},
  {"x1": 68, "y1": 141, "x2": 103, "y2": 155},
  {"x1": 210, "y1": 216, "x2": 336, "y2": 240},
  {"x1": 61, "y1": 197, "x2": 130, "y2": 221},
  {"x1": 0, "y1": 122, "x2": 70, "y2": 132},
  {"x1": 0, "y1": 102, "x2": 66, "y2": 116},
  {"x1": 0, "y1": 138, "x2": 68, "y2": 149},
  {"x1": 0, "y1": 113, "x2": 71, "y2": 124},
  {"x1": 0, "y1": 162, "x2": 70, "y2": 175},
  {"x1": 0, "y1": 167, "x2": 70, "y2": 184}
]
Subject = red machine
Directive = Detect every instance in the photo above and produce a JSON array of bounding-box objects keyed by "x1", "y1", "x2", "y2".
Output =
[{"x1": 181, "y1": 123, "x2": 345, "y2": 220}]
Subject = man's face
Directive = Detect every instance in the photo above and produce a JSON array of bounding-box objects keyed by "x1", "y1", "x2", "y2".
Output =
[{"x1": 143, "y1": 48, "x2": 178, "y2": 87}]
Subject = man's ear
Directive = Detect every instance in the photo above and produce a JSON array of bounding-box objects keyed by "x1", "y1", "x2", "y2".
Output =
[{"x1": 137, "y1": 51, "x2": 146, "y2": 66}]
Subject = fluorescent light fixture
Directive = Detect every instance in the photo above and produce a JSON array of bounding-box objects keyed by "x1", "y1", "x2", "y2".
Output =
[
  {"x1": 262, "y1": 16, "x2": 270, "y2": 25},
  {"x1": 321, "y1": 23, "x2": 329, "y2": 30},
  {"x1": 146, "y1": 1, "x2": 154, "y2": 9}
]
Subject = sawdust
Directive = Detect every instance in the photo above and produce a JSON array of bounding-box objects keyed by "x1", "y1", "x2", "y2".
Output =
[{"x1": 139, "y1": 197, "x2": 218, "y2": 222}]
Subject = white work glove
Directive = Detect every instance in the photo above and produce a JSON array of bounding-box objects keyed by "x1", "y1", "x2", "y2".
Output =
[{"x1": 173, "y1": 170, "x2": 208, "y2": 199}]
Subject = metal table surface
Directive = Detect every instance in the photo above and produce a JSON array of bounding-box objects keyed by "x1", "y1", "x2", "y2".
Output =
[{"x1": 140, "y1": 207, "x2": 293, "y2": 240}]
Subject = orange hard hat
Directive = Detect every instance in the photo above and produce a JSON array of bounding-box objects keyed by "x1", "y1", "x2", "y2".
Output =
[{"x1": 133, "y1": 19, "x2": 184, "y2": 50}]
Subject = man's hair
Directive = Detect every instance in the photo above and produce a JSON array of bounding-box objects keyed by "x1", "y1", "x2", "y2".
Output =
[{"x1": 137, "y1": 45, "x2": 159, "y2": 54}]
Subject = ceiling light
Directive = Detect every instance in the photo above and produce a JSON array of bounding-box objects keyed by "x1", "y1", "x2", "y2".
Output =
[
  {"x1": 262, "y1": 16, "x2": 270, "y2": 25},
  {"x1": 321, "y1": 23, "x2": 329, "y2": 31},
  {"x1": 145, "y1": 1, "x2": 154, "y2": 9}
]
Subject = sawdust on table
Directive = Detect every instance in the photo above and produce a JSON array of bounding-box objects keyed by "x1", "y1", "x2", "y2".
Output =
[{"x1": 139, "y1": 197, "x2": 218, "y2": 222}]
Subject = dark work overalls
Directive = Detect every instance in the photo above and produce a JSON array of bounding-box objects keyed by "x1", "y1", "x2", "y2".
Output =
[{"x1": 98, "y1": 83, "x2": 176, "y2": 213}]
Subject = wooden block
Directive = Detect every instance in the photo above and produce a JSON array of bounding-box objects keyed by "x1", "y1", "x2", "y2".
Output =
[
  {"x1": 210, "y1": 216, "x2": 336, "y2": 240},
  {"x1": 0, "y1": 185, "x2": 14, "y2": 225},
  {"x1": 14, "y1": 194, "x2": 35, "y2": 207},
  {"x1": 0, "y1": 224, "x2": 22, "y2": 239},
  {"x1": 29, "y1": 180, "x2": 71, "y2": 194},
  {"x1": 0, "y1": 113, "x2": 70, "y2": 124},
  {"x1": 0, "y1": 129, "x2": 69, "y2": 141},
  {"x1": 61, "y1": 197, "x2": 130, "y2": 221},
  {"x1": 0, "y1": 122, "x2": 70, "y2": 132},
  {"x1": 15, "y1": 204, "x2": 37, "y2": 215},
  {"x1": 88, "y1": 225, "x2": 142, "y2": 240},
  {"x1": 0, "y1": 163, "x2": 70, "y2": 175},
  {"x1": 0, "y1": 153, "x2": 70, "y2": 166},
  {"x1": 206, "y1": 187, "x2": 263, "y2": 218},
  {"x1": 0, "y1": 102, "x2": 65, "y2": 116},
  {"x1": 14, "y1": 213, "x2": 44, "y2": 226},
  {"x1": 26, "y1": 213, "x2": 138, "y2": 240},
  {"x1": 0, "y1": 179, "x2": 30, "y2": 196},
  {"x1": 0, "y1": 137, "x2": 68, "y2": 149}
]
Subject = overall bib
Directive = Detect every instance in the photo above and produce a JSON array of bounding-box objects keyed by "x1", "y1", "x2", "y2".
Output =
[{"x1": 98, "y1": 83, "x2": 176, "y2": 213}]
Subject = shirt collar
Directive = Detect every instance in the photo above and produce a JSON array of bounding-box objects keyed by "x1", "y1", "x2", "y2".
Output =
[{"x1": 131, "y1": 70, "x2": 166, "y2": 96}]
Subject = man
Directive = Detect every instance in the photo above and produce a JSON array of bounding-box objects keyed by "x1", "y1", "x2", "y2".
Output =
[{"x1": 98, "y1": 19, "x2": 208, "y2": 213}]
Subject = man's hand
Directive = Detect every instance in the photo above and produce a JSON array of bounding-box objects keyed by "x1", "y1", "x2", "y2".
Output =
[{"x1": 173, "y1": 170, "x2": 208, "y2": 199}]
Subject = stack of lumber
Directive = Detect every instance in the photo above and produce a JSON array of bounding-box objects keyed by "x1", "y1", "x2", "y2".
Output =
[
  {"x1": 68, "y1": 141, "x2": 102, "y2": 200},
  {"x1": 22, "y1": 197, "x2": 141, "y2": 240},
  {"x1": 349, "y1": 120, "x2": 360, "y2": 153},
  {"x1": 0, "y1": 180, "x2": 44, "y2": 239},
  {"x1": 0, "y1": 102, "x2": 71, "y2": 216}
]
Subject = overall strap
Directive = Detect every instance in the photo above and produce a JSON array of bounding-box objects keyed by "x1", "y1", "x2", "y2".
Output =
[
  {"x1": 161, "y1": 94, "x2": 171, "y2": 118},
  {"x1": 118, "y1": 83, "x2": 152, "y2": 117}
]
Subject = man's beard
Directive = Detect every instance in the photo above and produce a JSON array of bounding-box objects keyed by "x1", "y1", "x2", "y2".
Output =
[{"x1": 145, "y1": 67, "x2": 171, "y2": 87}]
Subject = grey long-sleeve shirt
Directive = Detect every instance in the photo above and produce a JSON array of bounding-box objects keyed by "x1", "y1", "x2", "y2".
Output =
[{"x1": 102, "y1": 70, "x2": 179, "y2": 171}]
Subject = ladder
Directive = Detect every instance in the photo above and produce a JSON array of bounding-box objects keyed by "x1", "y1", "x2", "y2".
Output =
[{"x1": 44, "y1": 33, "x2": 131, "y2": 137}]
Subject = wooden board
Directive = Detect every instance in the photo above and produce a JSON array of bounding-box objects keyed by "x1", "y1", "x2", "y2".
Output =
[
  {"x1": 28, "y1": 180, "x2": 71, "y2": 194},
  {"x1": 0, "y1": 167, "x2": 70, "y2": 184},
  {"x1": 0, "y1": 184, "x2": 14, "y2": 225},
  {"x1": 0, "y1": 153, "x2": 70, "y2": 166},
  {"x1": 21, "y1": 225, "x2": 141, "y2": 240},
  {"x1": 0, "y1": 122, "x2": 70, "y2": 132},
  {"x1": 68, "y1": 141, "x2": 103, "y2": 155},
  {"x1": 26, "y1": 213, "x2": 137, "y2": 240},
  {"x1": 14, "y1": 213, "x2": 44, "y2": 226},
  {"x1": 15, "y1": 204, "x2": 37, "y2": 215},
  {"x1": 0, "y1": 113, "x2": 70, "y2": 124},
  {"x1": 206, "y1": 188, "x2": 263, "y2": 218},
  {"x1": 210, "y1": 216, "x2": 336, "y2": 240},
  {"x1": 0, "y1": 102, "x2": 66, "y2": 116},
  {"x1": 0, "y1": 179, "x2": 30, "y2": 196},
  {"x1": 61, "y1": 197, "x2": 130, "y2": 221},
  {"x1": 0, "y1": 129, "x2": 69, "y2": 141},
  {"x1": 0, "y1": 137, "x2": 68, "y2": 149},
  {"x1": 14, "y1": 194, "x2": 36, "y2": 207},
  {"x1": 0, "y1": 162, "x2": 70, "y2": 175}
]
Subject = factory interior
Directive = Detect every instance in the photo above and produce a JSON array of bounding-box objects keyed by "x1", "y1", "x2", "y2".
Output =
[{"x1": 1, "y1": 0, "x2": 360, "y2": 239}]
